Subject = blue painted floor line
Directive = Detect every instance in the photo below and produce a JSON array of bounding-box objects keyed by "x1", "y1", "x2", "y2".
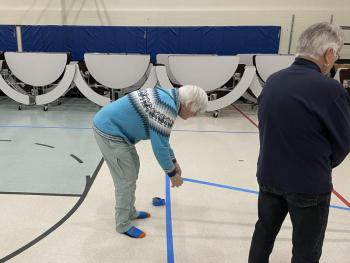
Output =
[
  {"x1": 165, "y1": 176, "x2": 175, "y2": 263},
  {"x1": 183, "y1": 177, "x2": 350, "y2": 212},
  {"x1": 0, "y1": 125, "x2": 92, "y2": 130},
  {"x1": 329, "y1": 204, "x2": 350, "y2": 211},
  {"x1": 164, "y1": 177, "x2": 350, "y2": 262},
  {"x1": 0, "y1": 125, "x2": 258, "y2": 134},
  {"x1": 173, "y1": 129, "x2": 258, "y2": 134},
  {"x1": 183, "y1": 178, "x2": 259, "y2": 195}
]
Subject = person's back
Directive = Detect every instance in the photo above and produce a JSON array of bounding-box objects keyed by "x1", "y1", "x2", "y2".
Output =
[
  {"x1": 93, "y1": 86, "x2": 179, "y2": 145},
  {"x1": 257, "y1": 57, "x2": 350, "y2": 194},
  {"x1": 249, "y1": 22, "x2": 350, "y2": 263}
]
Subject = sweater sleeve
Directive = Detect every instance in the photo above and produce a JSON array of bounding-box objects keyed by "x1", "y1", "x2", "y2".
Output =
[
  {"x1": 323, "y1": 92, "x2": 350, "y2": 168},
  {"x1": 169, "y1": 147, "x2": 176, "y2": 161},
  {"x1": 149, "y1": 130, "x2": 176, "y2": 177}
]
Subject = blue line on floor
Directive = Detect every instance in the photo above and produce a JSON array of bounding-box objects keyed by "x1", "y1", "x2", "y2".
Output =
[
  {"x1": 0, "y1": 125, "x2": 92, "y2": 130},
  {"x1": 166, "y1": 176, "x2": 175, "y2": 263},
  {"x1": 183, "y1": 178, "x2": 350, "y2": 212},
  {"x1": 183, "y1": 178, "x2": 259, "y2": 195},
  {"x1": 0, "y1": 125, "x2": 258, "y2": 134},
  {"x1": 173, "y1": 129, "x2": 258, "y2": 134},
  {"x1": 330, "y1": 205, "x2": 350, "y2": 211}
]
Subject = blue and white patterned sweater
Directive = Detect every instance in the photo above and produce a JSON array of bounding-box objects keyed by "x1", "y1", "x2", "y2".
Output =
[{"x1": 93, "y1": 87, "x2": 180, "y2": 176}]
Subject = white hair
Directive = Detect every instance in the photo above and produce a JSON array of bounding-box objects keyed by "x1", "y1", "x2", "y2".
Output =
[
  {"x1": 178, "y1": 85, "x2": 208, "y2": 113},
  {"x1": 296, "y1": 22, "x2": 344, "y2": 60}
]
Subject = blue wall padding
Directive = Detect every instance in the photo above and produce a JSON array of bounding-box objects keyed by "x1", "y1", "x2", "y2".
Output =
[
  {"x1": 0, "y1": 25, "x2": 17, "y2": 52},
  {"x1": 147, "y1": 26, "x2": 280, "y2": 61},
  {"x1": 20, "y1": 25, "x2": 280, "y2": 62},
  {"x1": 65, "y1": 26, "x2": 147, "y2": 61},
  {"x1": 22, "y1": 26, "x2": 147, "y2": 61}
]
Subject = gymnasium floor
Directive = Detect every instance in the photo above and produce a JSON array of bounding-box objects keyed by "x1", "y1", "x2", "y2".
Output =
[{"x1": 0, "y1": 96, "x2": 349, "y2": 263}]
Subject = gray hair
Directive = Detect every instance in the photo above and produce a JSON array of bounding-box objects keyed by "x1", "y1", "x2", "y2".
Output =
[
  {"x1": 178, "y1": 85, "x2": 208, "y2": 113},
  {"x1": 296, "y1": 22, "x2": 344, "y2": 59}
]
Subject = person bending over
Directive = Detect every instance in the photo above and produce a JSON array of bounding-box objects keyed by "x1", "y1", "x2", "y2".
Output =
[{"x1": 93, "y1": 85, "x2": 208, "y2": 238}]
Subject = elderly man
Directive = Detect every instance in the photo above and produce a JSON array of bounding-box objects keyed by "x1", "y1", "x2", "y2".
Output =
[
  {"x1": 249, "y1": 22, "x2": 350, "y2": 262},
  {"x1": 93, "y1": 85, "x2": 208, "y2": 238}
]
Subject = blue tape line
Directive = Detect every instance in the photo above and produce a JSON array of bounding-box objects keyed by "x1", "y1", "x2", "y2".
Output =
[
  {"x1": 173, "y1": 129, "x2": 258, "y2": 134},
  {"x1": 0, "y1": 125, "x2": 92, "y2": 130},
  {"x1": 183, "y1": 178, "x2": 259, "y2": 195},
  {"x1": 0, "y1": 125, "x2": 258, "y2": 134},
  {"x1": 166, "y1": 176, "x2": 174, "y2": 263},
  {"x1": 330, "y1": 204, "x2": 350, "y2": 211},
  {"x1": 183, "y1": 178, "x2": 350, "y2": 212}
]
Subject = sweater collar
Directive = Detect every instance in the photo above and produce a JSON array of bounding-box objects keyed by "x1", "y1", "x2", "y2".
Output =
[{"x1": 292, "y1": 57, "x2": 322, "y2": 73}]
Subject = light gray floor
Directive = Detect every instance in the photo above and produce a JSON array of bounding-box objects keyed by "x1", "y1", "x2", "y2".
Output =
[
  {"x1": 0, "y1": 97, "x2": 349, "y2": 263},
  {"x1": 0, "y1": 97, "x2": 101, "y2": 195}
]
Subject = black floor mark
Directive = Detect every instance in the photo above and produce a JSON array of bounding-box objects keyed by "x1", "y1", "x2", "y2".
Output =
[
  {"x1": 0, "y1": 158, "x2": 104, "y2": 263},
  {"x1": 0, "y1": 139, "x2": 12, "y2": 142},
  {"x1": 70, "y1": 154, "x2": 83, "y2": 163},
  {"x1": 34, "y1": 143, "x2": 55, "y2": 148}
]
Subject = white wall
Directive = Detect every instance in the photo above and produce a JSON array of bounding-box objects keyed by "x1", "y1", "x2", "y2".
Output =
[{"x1": 0, "y1": 0, "x2": 349, "y2": 56}]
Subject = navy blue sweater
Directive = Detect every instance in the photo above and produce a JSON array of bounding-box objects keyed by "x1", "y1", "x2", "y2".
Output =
[{"x1": 257, "y1": 58, "x2": 350, "y2": 194}]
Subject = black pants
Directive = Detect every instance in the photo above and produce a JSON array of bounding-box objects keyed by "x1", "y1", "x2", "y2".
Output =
[{"x1": 248, "y1": 185, "x2": 331, "y2": 263}]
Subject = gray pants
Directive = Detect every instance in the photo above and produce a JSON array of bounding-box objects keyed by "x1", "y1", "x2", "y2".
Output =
[{"x1": 94, "y1": 130, "x2": 140, "y2": 233}]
